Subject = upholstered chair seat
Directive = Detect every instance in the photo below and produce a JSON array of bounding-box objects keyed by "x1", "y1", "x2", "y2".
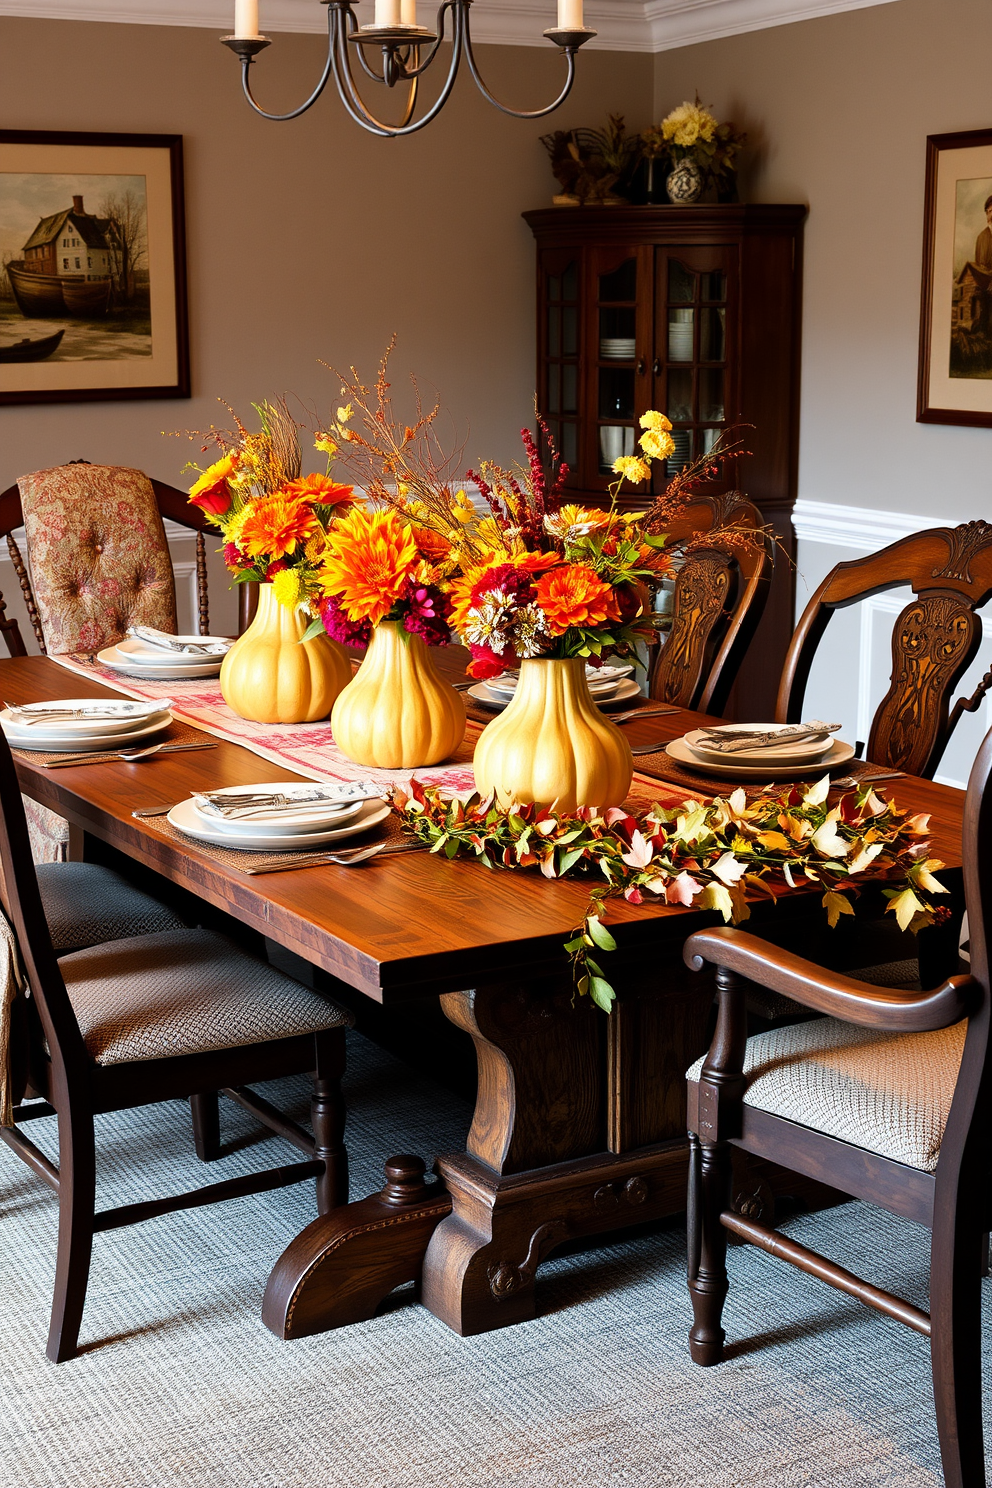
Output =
[
  {"x1": 36, "y1": 862, "x2": 186, "y2": 953},
  {"x1": 688, "y1": 1014, "x2": 965, "y2": 1174},
  {"x1": 59, "y1": 928, "x2": 351, "y2": 1067}
]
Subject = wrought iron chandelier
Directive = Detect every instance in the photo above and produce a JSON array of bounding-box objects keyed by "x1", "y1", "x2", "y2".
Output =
[{"x1": 222, "y1": 0, "x2": 597, "y2": 137}]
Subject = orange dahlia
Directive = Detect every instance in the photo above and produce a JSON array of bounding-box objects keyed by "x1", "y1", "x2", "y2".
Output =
[
  {"x1": 319, "y1": 506, "x2": 418, "y2": 625},
  {"x1": 412, "y1": 525, "x2": 452, "y2": 566},
  {"x1": 280, "y1": 473, "x2": 356, "y2": 510},
  {"x1": 239, "y1": 492, "x2": 320, "y2": 561},
  {"x1": 534, "y1": 564, "x2": 620, "y2": 635}
]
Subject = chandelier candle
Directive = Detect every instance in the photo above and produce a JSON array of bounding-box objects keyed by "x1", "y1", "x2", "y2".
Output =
[
  {"x1": 400, "y1": 0, "x2": 418, "y2": 23},
  {"x1": 558, "y1": 0, "x2": 584, "y2": 27},
  {"x1": 374, "y1": 0, "x2": 402, "y2": 24},
  {"x1": 234, "y1": 0, "x2": 260, "y2": 38}
]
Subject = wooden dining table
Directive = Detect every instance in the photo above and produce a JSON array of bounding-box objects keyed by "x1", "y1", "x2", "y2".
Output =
[{"x1": 2, "y1": 650, "x2": 968, "y2": 1342}]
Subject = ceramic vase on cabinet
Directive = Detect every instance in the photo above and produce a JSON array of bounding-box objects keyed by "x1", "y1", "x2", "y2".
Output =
[
  {"x1": 473, "y1": 658, "x2": 633, "y2": 812},
  {"x1": 219, "y1": 583, "x2": 351, "y2": 724},
  {"x1": 330, "y1": 619, "x2": 466, "y2": 768},
  {"x1": 666, "y1": 157, "x2": 704, "y2": 203}
]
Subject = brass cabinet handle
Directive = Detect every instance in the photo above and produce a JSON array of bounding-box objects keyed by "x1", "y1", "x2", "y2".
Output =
[{"x1": 637, "y1": 359, "x2": 646, "y2": 375}]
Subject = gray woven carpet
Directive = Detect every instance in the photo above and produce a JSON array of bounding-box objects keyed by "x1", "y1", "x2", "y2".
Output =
[{"x1": 1, "y1": 1030, "x2": 988, "y2": 1488}]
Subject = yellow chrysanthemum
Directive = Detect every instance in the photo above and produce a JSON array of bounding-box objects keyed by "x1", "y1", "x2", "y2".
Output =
[
  {"x1": 221, "y1": 504, "x2": 252, "y2": 546},
  {"x1": 661, "y1": 101, "x2": 718, "y2": 148},
  {"x1": 640, "y1": 410, "x2": 673, "y2": 433},
  {"x1": 319, "y1": 506, "x2": 418, "y2": 626},
  {"x1": 640, "y1": 428, "x2": 676, "y2": 460},
  {"x1": 613, "y1": 455, "x2": 652, "y2": 484},
  {"x1": 271, "y1": 566, "x2": 305, "y2": 611}
]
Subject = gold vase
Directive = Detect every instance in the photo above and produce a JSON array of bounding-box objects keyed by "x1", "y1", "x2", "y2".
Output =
[
  {"x1": 473, "y1": 657, "x2": 634, "y2": 811},
  {"x1": 219, "y1": 583, "x2": 352, "y2": 724},
  {"x1": 330, "y1": 619, "x2": 466, "y2": 768}
]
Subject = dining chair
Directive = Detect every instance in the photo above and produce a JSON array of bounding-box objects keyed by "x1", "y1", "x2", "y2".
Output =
[
  {"x1": 649, "y1": 491, "x2": 772, "y2": 717},
  {"x1": 747, "y1": 520, "x2": 992, "y2": 1019},
  {"x1": 682, "y1": 718, "x2": 992, "y2": 1488},
  {"x1": 0, "y1": 727, "x2": 352, "y2": 1363},
  {"x1": 0, "y1": 462, "x2": 213, "y2": 862}
]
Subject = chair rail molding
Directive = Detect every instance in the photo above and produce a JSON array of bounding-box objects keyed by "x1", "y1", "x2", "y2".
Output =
[
  {"x1": 0, "y1": 0, "x2": 901, "y2": 52},
  {"x1": 793, "y1": 498, "x2": 926, "y2": 553}
]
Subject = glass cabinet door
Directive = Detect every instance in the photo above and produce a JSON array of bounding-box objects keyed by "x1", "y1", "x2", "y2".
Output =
[
  {"x1": 539, "y1": 252, "x2": 581, "y2": 474},
  {"x1": 653, "y1": 247, "x2": 737, "y2": 491},
  {"x1": 587, "y1": 246, "x2": 653, "y2": 491}
]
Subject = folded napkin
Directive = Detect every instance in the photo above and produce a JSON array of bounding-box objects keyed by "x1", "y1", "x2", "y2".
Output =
[
  {"x1": 697, "y1": 721, "x2": 841, "y2": 755},
  {"x1": 193, "y1": 780, "x2": 385, "y2": 821},
  {"x1": 128, "y1": 626, "x2": 231, "y2": 657},
  {"x1": 5, "y1": 699, "x2": 172, "y2": 726}
]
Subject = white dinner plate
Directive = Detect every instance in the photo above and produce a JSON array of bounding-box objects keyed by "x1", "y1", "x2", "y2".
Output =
[
  {"x1": 468, "y1": 676, "x2": 641, "y2": 712},
  {"x1": 2, "y1": 714, "x2": 173, "y2": 752},
  {"x1": 190, "y1": 785, "x2": 365, "y2": 838},
  {"x1": 117, "y1": 635, "x2": 232, "y2": 664},
  {"x1": 98, "y1": 644, "x2": 223, "y2": 680},
  {"x1": 665, "y1": 735, "x2": 856, "y2": 780},
  {"x1": 167, "y1": 796, "x2": 391, "y2": 851},
  {"x1": 0, "y1": 698, "x2": 170, "y2": 737},
  {"x1": 484, "y1": 662, "x2": 635, "y2": 699},
  {"x1": 684, "y1": 724, "x2": 836, "y2": 768}
]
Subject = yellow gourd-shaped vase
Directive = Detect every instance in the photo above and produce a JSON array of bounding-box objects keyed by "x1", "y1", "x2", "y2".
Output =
[
  {"x1": 220, "y1": 583, "x2": 352, "y2": 724},
  {"x1": 331, "y1": 619, "x2": 466, "y2": 768},
  {"x1": 473, "y1": 657, "x2": 633, "y2": 812}
]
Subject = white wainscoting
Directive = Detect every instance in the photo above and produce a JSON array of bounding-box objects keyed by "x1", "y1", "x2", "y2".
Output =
[
  {"x1": 793, "y1": 499, "x2": 991, "y2": 791},
  {"x1": 0, "y1": 521, "x2": 238, "y2": 655}
]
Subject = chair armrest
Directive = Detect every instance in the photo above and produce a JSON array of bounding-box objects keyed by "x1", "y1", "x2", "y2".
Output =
[{"x1": 684, "y1": 926, "x2": 978, "y2": 1033}]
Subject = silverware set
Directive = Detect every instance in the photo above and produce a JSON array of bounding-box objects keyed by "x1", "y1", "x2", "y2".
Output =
[
  {"x1": 241, "y1": 840, "x2": 427, "y2": 874},
  {"x1": 3, "y1": 699, "x2": 167, "y2": 725},
  {"x1": 42, "y1": 741, "x2": 218, "y2": 769}
]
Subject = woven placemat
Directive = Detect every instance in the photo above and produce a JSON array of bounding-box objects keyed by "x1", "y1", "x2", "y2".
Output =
[
  {"x1": 135, "y1": 803, "x2": 411, "y2": 874},
  {"x1": 11, "y1": 720, "x2": 209, "y2": 769}
]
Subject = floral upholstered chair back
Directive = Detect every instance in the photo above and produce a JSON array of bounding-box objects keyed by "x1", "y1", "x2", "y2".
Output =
[{"x1": 17, "y1": 464, "x2": 178, "y2": 656}]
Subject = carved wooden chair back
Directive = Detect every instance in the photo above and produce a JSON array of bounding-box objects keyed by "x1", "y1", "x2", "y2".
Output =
[
  {"x1": 777, "y1": 521, "x2": 992, "y2": 778},
  {"x1": 0, "y1": 463, "x2": 211, "y2": 657},
  {"x1": 682, "y1": 725, "x2": 992, "y2": 1487},
  {"x1": 649, "y1": 491, "x2": 772, "y2": 716}
]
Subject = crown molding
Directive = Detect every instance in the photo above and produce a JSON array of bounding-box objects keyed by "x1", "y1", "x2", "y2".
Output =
[{"x1": 0, "y1": 0, "x2": 901, "y2": 52}]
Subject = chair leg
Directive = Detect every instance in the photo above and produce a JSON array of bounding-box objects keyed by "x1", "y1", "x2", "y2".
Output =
[
  {"x1": 47, "y1": 1106, "x2": 96, "y2": 1363},
  {"x1": 930, "y1": 1199, "x2": 987, "y2": 1488},
  {"x1": 687, "y1": 1130, "x2": 734, "y2": 1366},
  {"x1": 190, "y1": 1092, "x2": 221, "y2": 1161},
  {"x1": 311, "y1": 1031, "x2": 348, "y2": 1216}
]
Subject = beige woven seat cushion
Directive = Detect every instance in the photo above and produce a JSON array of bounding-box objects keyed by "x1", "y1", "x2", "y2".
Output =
[
  {"x1": 687, "y1": 1015, "x2": 967, "y2": 1173},
  {"x1": 37, "y1": 862, "x2": 186, "y2": 952},
  {"x1": 59, "y1": 928, "x2": 351, "y2": 1066}
]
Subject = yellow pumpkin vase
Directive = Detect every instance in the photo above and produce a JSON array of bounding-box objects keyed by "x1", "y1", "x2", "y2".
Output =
[
  {"x1": 331, "y1": 619, "x2": 466, "y2": 769},
  {"x1": 220, "y1": 582, "x2": 352, "y2": 724}
]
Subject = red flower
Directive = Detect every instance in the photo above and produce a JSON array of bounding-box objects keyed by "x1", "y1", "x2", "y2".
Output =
[
  {"x1": 223, "y1": 542, "x2": 253, "y2": 571},
  {"x1": 467, "y1": 642, "x2": 512, "y2": 680}
]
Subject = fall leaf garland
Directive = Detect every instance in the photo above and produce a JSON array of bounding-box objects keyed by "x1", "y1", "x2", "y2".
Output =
[{"x1": 390, "y1": 777, "x2": 949, "y2": 1012}]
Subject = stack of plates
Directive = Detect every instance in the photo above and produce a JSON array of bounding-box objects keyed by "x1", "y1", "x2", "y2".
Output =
[
  {"x1": 168, "y1": 781, "x2": 390, "y2": 852},
  {"x1": 665, "y1": 723, "x2": 855, "y2": 779},
  {"x1": 98, "y1": 634, "x2": 233, "y2": 680},
  {"x1": 0, "y1": 698, "x2": 173, "y2": 752},
  {"x1": 600, "y1": 338, "x2": 637, "y2": 360},
  {"x1": 467, "y1": 663, "x2": 639, "y2": 713}
]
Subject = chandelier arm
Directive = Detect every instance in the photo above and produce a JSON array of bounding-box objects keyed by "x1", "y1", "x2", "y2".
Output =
[
  {"x1": 238, "y1": 8, "x2": 336, "y2": 122},
  {"x1": 329, "y1": 2, "x2": 466, "y2": 137},
  {"x1": 343, "y1": 7, "x2": 390, "y2": 84},
  {"x1": 393, "y1": 1, "x2": 454, "y2": 78},
  {"x1": 462, "y1": 22, "x2": 578, "y2": 119}
]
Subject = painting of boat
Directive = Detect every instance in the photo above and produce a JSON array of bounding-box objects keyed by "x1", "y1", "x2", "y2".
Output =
[
  {"x1": 0, "y1": 330, "x2": 65, "y2": 363},
  {"x1": 8, "y1": 262, "x2": 111, "y2": 318}
]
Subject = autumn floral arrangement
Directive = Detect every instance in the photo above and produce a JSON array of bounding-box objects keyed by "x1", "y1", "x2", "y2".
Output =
[
  {"x1": 392, "y1": 776, "x2": 949, "y2": 1010},
  {"x1": 185, "y1": 399, "x2": 357, "y2": 613},
  {"x1": 641, "y1": 97, "x2": 746, "y2": 201}
]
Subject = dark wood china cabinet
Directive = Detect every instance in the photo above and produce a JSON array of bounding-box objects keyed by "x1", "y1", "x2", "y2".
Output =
[{"x1": 523, "y1": 204, "x2": 807, "y2": 718}]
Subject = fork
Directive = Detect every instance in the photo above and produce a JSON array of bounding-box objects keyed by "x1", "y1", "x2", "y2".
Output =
[
  {"x1": 242, "y1": 840, "x2": 426, "y2": 874},
  {"x1": 830, "y1": 770, "x2": 906, "y2": 788},
  {"x1": 42, "y1": 742, "x2": 218, "y2": 769},
  {"x1": 611, "y1": 706, "x2": 680, "y2": 725}
]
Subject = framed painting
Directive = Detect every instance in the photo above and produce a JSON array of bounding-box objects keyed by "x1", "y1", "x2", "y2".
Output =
[
  {"x1": 918, "y1": 129, "x2": 992, "y2": 426},
  {"x1": 0, "y1": 130, "x2": 189, "y2": 406}
]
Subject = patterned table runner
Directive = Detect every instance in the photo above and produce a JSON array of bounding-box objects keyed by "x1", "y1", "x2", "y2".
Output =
[{"x1": 49, "y1": 652, "x2": 692, "y2": 811}]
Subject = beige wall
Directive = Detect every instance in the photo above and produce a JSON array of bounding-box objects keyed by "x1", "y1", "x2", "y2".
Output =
[
  {"x1": 653, "y1": 0, "x2": 992, "y2": 520},
  {"x1": 0, "y1": 16, "x2": 651, "y2": 492}
]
